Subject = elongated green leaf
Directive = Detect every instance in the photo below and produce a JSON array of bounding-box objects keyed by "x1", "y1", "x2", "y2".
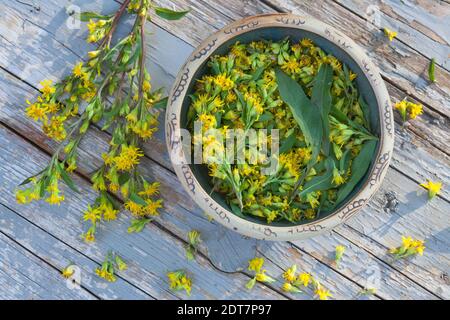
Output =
[
  {"x1": 128, "y1": 218, "x2": 152, "y2": 233},
  {"x1": 58, "y1": 163, "x2": 79, "y2": 193},
  {"x1": 429, "y1": 58, "x2": 436, "y2": 83},
  {"x1": 129, "y1": 193, "x2": 147, "y2": 206},
  {"x1": 275, "y1": 69, "x2": 322, "y2": 158},
  {"x1": 77, "y1": 12, "x2": 111, "y2": 22},
  {"x1": 298, "y1": 159, "x2": 334, "y2": 197},
  {"x1": 311, "y1": 63, "x2": 333, "y2": 156},
  {"x1": 153, "y1": 97, "x2": 168, "y2": 110},
  {"x1": 334, "y1": 140, "x2": 378, "y2": 206},
  {"x1": 279, "y1": 133, "x2": 297, "y2": 154},
  {"x1": 358, "y1": 96, "x2": 371, "y2": 132},
  {"x1": 19, "y1": 169, "x2": 45, "y2": 186},
  {"x1": 251, "y1": 66, "x2": 266, "y2": 81},
  {"x1": 230, "y1": 203, "x2": 246, "y2": 218},
  {"x1": 331, "y1": 106, "x2": 371, "y2": 136},
  {"x1": 154, "y1": 7, "x2": 190, "y2": 20}
]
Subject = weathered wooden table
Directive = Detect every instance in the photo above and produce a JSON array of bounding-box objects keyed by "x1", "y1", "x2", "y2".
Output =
[{"x1": 0, "y1": 0, "x2": 449, "y2": 300}]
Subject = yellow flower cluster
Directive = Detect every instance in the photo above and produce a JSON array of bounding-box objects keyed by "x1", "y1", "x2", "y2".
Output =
[
  {"x1": 86, "y1": 18, "x2": 112, "y2": 43},
  {"x1": 113, "y1": 145, "x2": 144, "y2": 171},
  {"x1": 189, "y1": 38, "x2": 372, "y2": 224},
  {"x1": 394, "y1": 100, "x2": 423, "y2": 122},
  {"x1": 95, "y1": 251, "x2": 127, "y2": 282},
  {"x1": 390, "y1": 236, "x2": 426, "y2": 259},
  {"x1": 246, "y1": 257, "x2": 275, "y2": 290},
  {"x1": 167, "y1": 270, "x2": 192, "y2": 296},
  {"x1": 383, "y1": 28, "x2": 397, "y2": 42},
  {"x1": 420, "y1": 180, "x2": 442, "y2": 200},
  {"x1": 281, "y1": 264, "x2": 332, "y2": 300}
]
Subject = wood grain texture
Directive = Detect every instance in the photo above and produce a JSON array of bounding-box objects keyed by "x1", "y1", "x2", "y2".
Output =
[
  {"x1": 0, "y1": 124, "x2": 287, "y2": 300},
  {"x1": 0, "y1": 69, "x2": 443, "y2": 299},
  {"x1": 334, "y1": 0, "x2": 450, "y2": 71},
  {"x1": 0, "y1": 230, "x2": 96, "y2": 300},
  {"x1": 0, "y1": 203, "x2": 152, "y2": 300},
  {"x1": 0, "y1": 0, "x2": 448, "y2": 299}
]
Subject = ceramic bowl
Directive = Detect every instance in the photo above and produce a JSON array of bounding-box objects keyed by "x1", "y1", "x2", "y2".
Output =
[{"x1": 166, "y1": 14, "x2": 394, "y2": 241}]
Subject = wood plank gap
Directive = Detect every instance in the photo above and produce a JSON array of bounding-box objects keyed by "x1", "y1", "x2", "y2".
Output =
[
  {"x1": 0, "y1": 203, "x2": 102, "y2": 299},
  {"x1": 330, "y1": 0, "x2": 450, "y2": 72},
  {"x1": 334, "y1": 224, "x2": 444, "y2": 299},
  {"x1": 0, "y1": 200, "x2": 156, "y2": 299}
]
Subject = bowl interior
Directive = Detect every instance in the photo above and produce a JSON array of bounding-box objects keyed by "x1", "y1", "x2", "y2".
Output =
[{"x1": 180, "y1": 27, "x2": 380, "y2": 227}]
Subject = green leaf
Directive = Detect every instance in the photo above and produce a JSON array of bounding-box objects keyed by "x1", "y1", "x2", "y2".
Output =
[
  {"x1": 429, "y1": 58, "x2": 436, "y2": 83},
  {"x1": 118, "y1": 172, "x2": 130, "y2": 186},
  {"x1": 245, "y1": 277, "x2": 257, "y2": 290},
  {"x1": 251, "y1": 66, "x2": 266, "y2": 81},
  {"x1": 298, "y1": 159, "x2": 334, "y2": 197},
  {"x1": 311, "y1": 63, "x2": 333, "y2": 156},
  {"x1": 154, "y1": 7, "x2": 190, "y2": 20},
  {"x1": 358, "y1": 96, "x2": 371, "y2": 132},
  {"x1": 127, "y1": 218, "x2": 152, "y2": 233},
  {"x1": 279, "y1": 133, "x2": 297, "y2": 154},
  {"x1": 77, "y1": 12, "x2": 111, "y2": 22},
  {"x1": 19, "y1": 169, "x2": 45, "y2": 186},
  {"x1": 58, "y1": 163, "x2": 79, "y2": 193},
  {"x1": 334, "y1": 140, "x2": 378, "y2": 206},
  {"x1": 153, "y1": 97, "x2": 168, "y2": 110},
  {"x1": 129, "y1": 193, "x2": 147, "y2": 206},
  {"x1": 331, "y1": 106, "x2": 371, "y2": 136},
  {"x1": 230, "y1": 202, "x2": 246, "y2": 218},
  {"x1": 275, "y1": 69, "x2": 322, "y2": 159}
]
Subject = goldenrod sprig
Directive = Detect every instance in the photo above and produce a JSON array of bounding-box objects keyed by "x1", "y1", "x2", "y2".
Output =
[
  {"x1": 246, "y1": 257, "x2": 276, "y2": 290},
  {"x1": 16, "y1": 0, "x2": 188, "y2": 242},
  {"x1": 389, "y1": 236, "x2": 425, "y2": 260},
  {"x1": 167, "y1": 270, "x2": 192, "y2": 296},
  {"x1": 185, "y1": 230, "x2": 202, "y2": 261},
  {"x1": 95, "y1": 251, "x2": 128, "y2": 282}
]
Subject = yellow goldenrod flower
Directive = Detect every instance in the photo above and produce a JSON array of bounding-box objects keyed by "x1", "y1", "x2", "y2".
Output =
[
  {"x1": 83, "y1": 205, "x2": 102, "y2": 223},
  {"x1": 297, "y1": 272, "x2": 312, "y2": 287},
  {"x1": 72, "y1": 62, "x2": 84, "y2": 77},
  {"x1": 282, "y1": 264, "x2": 297, "y2": 283},
  {"x1": 95, "y1": 267, "x2": 116, "y2": 282},
  {"x1": 248, "y1": 257, "x2": 264, "y2": 273},
  {"x1": 408, "y1": 102, "x2": 423, "y2": 119},
  {"x1": 198, "y1": 113, "x2": 217, "y2": 131},
  {"x1": 142, "y1": 199, "x2": 163, "y2": 216},
  {"x1": 383, "y1": 28, "x2": 397, "y2": 42},
  {"x1": 61, "y1": 265, "x2": 75, "y2": 278},
  {"x1": 394, "y1": 100, "x2": 408, "y2": 122},
  {"x1": 332, "y1": 167, "x2": 345, "y2": 186},
  {"x1": 88, "y1": 50, "x2": 100, "y2": 59},
  {"x1": 138, "y1": 181, "x2": 160, "y2": 197},
  {"x1": 124, "y1": 200, "x2": 143, "y2": 215},
  {"x1": 390, "y1": 235, "x2": 426, "y2": 259},
  {"x1": 315, "y1": 286, "x2": 332, "y2": 300},
  {"x1": 281, "y1": 56, "x2": 301, "y2": 74},
  {"x1": 113, "y1": 145, "x2": 144, "y2": 171},
  {"x1": 87, "y1": 19, "x2": 97, "y2": 34},
  {"x1": 45, "y1": 192, "x2": 65, "y2": 206},
  {"x1": 214, "y1": 73, "x2": 234, "y2": 91},
  {"x1": 25, "y1": 99, "x2": 48, "y2": 122},
  {"x1": 167, "y1": 270, "x2": 192, "y2": 296},
  {"x1": 39, "y1": 79, "x2": 56, "y2": 100},
  {"x1": 420, "y1": 180, "x2": 442, "y2": 200}
]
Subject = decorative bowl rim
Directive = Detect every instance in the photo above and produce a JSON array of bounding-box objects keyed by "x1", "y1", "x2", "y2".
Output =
[{"x1": 165, "y1": 13, "x2": 394, "y2": 241}]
